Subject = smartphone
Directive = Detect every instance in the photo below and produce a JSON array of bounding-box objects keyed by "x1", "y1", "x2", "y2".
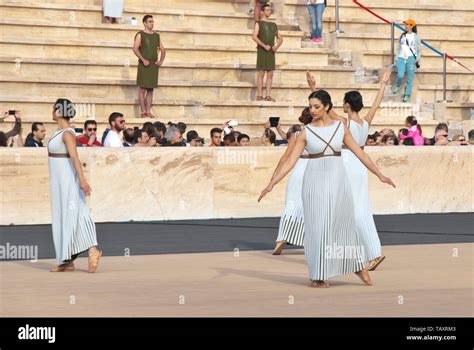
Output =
[
  {"x1": 228, "y1": 120, "x2": 239, "y2": 127},
  {"x1": 269, "y1": 116, "x2": 280, "y2": 128},
  {"x1": 223, "y1": 127, "x2": 232, "y2": 135},
  {"x1": 8, "y1": 110, "x2": 15, "y2": 115}
]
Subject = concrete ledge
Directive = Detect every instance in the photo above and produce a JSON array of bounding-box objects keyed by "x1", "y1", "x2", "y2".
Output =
[{"x1": 0, "y1": 146, "x2": 472, "y2": 226}]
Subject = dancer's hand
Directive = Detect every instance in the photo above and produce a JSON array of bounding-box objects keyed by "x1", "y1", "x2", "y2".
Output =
[
  {"x1": 306, "y1": 70, "x2": 316, "y2": 91},
  {"x1": 142, "y1": 59, "x2": 150, "y2": 67},
  {"x1": 378, "y1": 175, "x2": 396, "y2": 188},
  {"x1": 80, "y1": 180, "x2": 92, "y2": 196},
  {"x1": 258, "y1": 184, "x2": 274, "y2": 202}
]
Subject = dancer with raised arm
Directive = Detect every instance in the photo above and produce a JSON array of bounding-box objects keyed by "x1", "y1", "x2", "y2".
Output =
[
  {"x1": 259, "y1": 90, "x2": 395, "y2": 288},
  {"x1": 307, "y1": 68, "x2": 391, "y2": 270},
  {"x1": 48, "y1": 98, "x2": 102, "y2": 273}
]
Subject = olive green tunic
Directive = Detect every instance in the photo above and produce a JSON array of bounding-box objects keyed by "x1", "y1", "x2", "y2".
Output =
[
  {"x1": 256, "y1": 21, "x2": 277, "y2": 71},
  {"x1": 136, "y1": 31, "x2": 160, "y2": 89}
]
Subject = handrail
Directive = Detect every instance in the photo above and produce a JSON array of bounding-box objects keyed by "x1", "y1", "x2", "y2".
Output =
[{"x1": 352, "y1": 0, "x2": 473, "y2": 73}]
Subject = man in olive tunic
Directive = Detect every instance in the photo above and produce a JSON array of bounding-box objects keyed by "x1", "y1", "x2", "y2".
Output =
[
  {"x1": 132, "y1": 15, "x2": 166, "y2": 117},
  {"x1": 252, "y1": 4, "x2": 283, "y2": 102}
]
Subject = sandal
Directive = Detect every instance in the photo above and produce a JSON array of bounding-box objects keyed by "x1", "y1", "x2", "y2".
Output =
[
  {"x1": 265, "y1": 96, "x2": 276, "y2": 102},
  {"x1": 368, "y1": 255, "x2": 386, "y2": 271},
  {"x1": 272, "y1": 241, "x2": 286, "y2": 255},
  {"x1": 50, "y1": 261, "x2": 74, "y2": 272},
  {"x1": 88, "y1": 249, "x2": 102, "y2": 273},
  {"x1": 309, "y1": 280, "x2": 330, "y2": 288},
  {"x1": 256, "y1": 96, "x2": 264, "y2": 101}
]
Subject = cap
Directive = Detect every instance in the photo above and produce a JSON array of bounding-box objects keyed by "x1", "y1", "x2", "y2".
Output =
[{"x1": 404, "y1": 19, "x2": 417, "y2": 27}]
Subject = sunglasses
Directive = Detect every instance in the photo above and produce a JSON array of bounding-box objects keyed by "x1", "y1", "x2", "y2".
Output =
[
  {"x1": 117, "y1": 120, "x2": 125, "y2": 124},
  {"x1": 440, "y1": 134, "x2": 448, "y2": 138},
  {"x1": 87, "y1": 128, "x2": 97, "y2": 131}
]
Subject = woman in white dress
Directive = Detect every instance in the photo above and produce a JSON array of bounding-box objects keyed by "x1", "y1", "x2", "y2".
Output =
[
  {"x1": 48, "y1": 98, "x2": 102, "y2": 273},
  {"x1": 259, "y1": 90, "x2": 395, "y2": 288},
  {"x1": 271, "y1": 108, "x2": 312, "y2": 255},
  {"x1": 272, "y1": 107, "x2": 349, "y2": 255},
  {"x1": 307, "y1": 69, "x2": 391, "y2": 270},
  {"x1": 103, "y1": 0, "x2": 123, "y2": 23}
]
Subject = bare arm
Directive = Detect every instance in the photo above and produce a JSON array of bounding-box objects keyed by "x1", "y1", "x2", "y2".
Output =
[
  {"x1": 63, "y1": 131, "x2": 92, "y2": 196},
  {"x1": 252, "y1": 22, "x2": 269, "y2": 50},
  {"x1": 156, "y1": 37, "x2": 166, "y2": 66},
  {"x1": 271, "y1": 133, "x2": 297, "y2": 180},
  {"x1": 132, "y1": 33, "x2": 148, "y2": 64},
  {"x1": 275, "y1": 122, "x2": 287, "y2": 140},
  {"x1": 272, "y1": 28, "x2": 283, "y2": 52},
  {"x1": 258, "y1": 130, "x2": 307, "y2": 201},
  {"x1": 343, "y1": 126, "x2": 396, "y2": 188},
  {"x1": 364, "y1": 67, "x2": 391, "y2": 125}
]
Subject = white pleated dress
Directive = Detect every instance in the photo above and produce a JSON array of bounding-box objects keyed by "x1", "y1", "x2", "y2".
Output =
[
  {"x1": 302, "y1": 122, "x2": 368, "y2": 281},
  {"x1": 48, "y1": 128, "x2": 97, "y2": 264},
  {"x1": 342, "y1": 119, "x2": 381, "y2": 261},
  {"x1": 276, "y1": 139, "x2": 308, "y2": 246}
]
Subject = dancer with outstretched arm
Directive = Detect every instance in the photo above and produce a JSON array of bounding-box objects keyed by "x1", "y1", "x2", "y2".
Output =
[{"x1": 259, "y1": 90, "x2": 395, "y2": 288}]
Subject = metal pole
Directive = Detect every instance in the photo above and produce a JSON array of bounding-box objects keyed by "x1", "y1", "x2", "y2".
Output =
[
  {"x1": 443, "y1": 53, "x2": 447, "y2": 102},
  {"x1": 390, "y1": 22, "x2": 395, "y2": 66},
  {"x1": 330, "y1": 0, "x2": 344, "y2": 34}
]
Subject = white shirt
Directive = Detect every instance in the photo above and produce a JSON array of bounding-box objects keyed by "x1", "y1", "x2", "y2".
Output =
[
  {"x1": 307, "y1": 0, "x2": 325, "y2": 4},
  {"x1": 399, "y1": 33, "x2": 415, "y2": 59},
  {"x1": 103, "y1": 130, "x2": 124, "y2": 147}
]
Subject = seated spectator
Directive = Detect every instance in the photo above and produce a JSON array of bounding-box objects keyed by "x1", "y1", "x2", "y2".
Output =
[
  {"x1": 0, "y1": 110, "x2": 22, "y2": 147},
  {"x1": 262, "y1": 128, "x2": 276, "y2": 146},
  {"x1": 401, "y1": 116, "x2": 424, "y2": 146},
  {"x1": 426, "y1": 122, "x2": 448, "y2": 145},
  {"x1": 450, "y1": 134, "x2": 469, "y2": 146},
  {"x1": 24, "y1": 122, "x2": 46, "y2": 147},
  {"x1": 177, "y1": 122, "x2": 187, "y2": 136},
  {"x1": 77, "y1": 120, "x2": 102, "y2": 147},
  {"x1": 381, "y1": 134, "x2": 398, "y2": 146},
  {"x1": 238, "y1": 133, "x2": 250, "y2": 146},
  {"x1": 153, "y1": 121, "x2": 167, "y2": 145},
  {"x1": 186, "y1": 130, "x2": 204, "y2": 147},
  {"x1": 123, "y1": 128, "x2": 135, "y2": 147},
  {"x1": 208, "y1": 127, "x2": 222, "y2": 147},
  {"x1": 366, "y1": 131, "x2": 382, "y2": 146},
  {"x1": 103, "y1": 112, "x2": 125, "y2": 147},
  {"x1": 223, "y1": 132, "x2": 238, "y2": 146},
  {"x1": 164, "y1": 125, "x2": 184, "y2": 146},
  {"x1": 469, "y1": 129, "x2": 474, "y2": 145},
  {"x1": 433, "y1": 128, "x2": 450, "y2": 146},
  {"x1": 133, "y1": 128, "x2": 157, "y2": 147},
  {"x1": 402, "y1": 137, "x2": 415, "y2": 146}
]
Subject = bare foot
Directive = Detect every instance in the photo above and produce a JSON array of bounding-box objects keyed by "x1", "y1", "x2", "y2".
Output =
[
  {"x1": 355, "y1": 268, "x2": 372, "y2": 286},
  {"x1": 88, "y1": 248, "x2": 102, "y2": 273},
  {"x1": 272, "y1": 241, "x2": 286, "y2": 255},
  {"x1": 309, "y1": 280, "x2": 330, "y2": 288}
]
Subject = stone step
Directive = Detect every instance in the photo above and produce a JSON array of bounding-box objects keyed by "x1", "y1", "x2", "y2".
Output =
[
  {"x1": 1, "y1": 95, "x2": 466, "y2": 124},
  {"x1": 1, "y1": 76, "x2": 471, "y2": 104},
  {"x1": 0, "y1": 19, "x2": 304, "y2": 49},
  {"x1": 0, "y1": 57, "x2": 359, "y2": 84},
  {"x1": 0, "y1": 37, "x2": 331, "y2": 66},
  {"x1": 360, "y1": 50, "x2": 474, "y2": 71},
  {"x1": 284, "y1": 1, "x2": 474, "y2": 24},
  {"x1": 329, "y1": 33, "x2": 473, "y2": 55},
  {"x1": 2, "y1": 56, "x2": 473, "y2": 86},
  {"x1": 2, "y1": 0, "x2": 253, "y2": 13},
  {"x1": 0, "y1": 2, "x2": 267, "y2": 30}
]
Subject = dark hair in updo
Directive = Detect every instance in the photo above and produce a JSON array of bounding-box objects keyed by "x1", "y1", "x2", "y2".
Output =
[
  {"x1": 343, "y1": 91, "x2": 364, "y2": 112},
  {"x1": 298, "y1": 107, "x2": 312, "y2": 125},
  {"x1": 308, "y1": 90, "x2": 333, "y2": 112},
  {"x1": 54, "y1": 98, "x2": 76, "y2": 119}
]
